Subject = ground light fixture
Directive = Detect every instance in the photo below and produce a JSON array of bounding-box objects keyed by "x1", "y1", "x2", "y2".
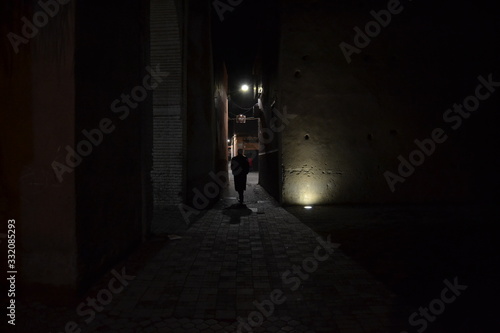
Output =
[{"x1": 304, "y1": 206, "x2": 313, "y2": 209}]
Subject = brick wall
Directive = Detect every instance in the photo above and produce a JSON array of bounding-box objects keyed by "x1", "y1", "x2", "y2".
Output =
[{"x1": 150, "y1": 0, "x2": 184, "y2": 208}]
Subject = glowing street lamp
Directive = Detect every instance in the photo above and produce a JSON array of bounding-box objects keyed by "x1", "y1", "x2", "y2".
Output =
[{"x1": 227, "y1": 84, "x2": 251, "y2": 100}]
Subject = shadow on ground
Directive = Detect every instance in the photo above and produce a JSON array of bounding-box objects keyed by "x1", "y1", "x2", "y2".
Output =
[
  {"x1": 286, "y1": 203, "x2": 499, "y2": 333},
  {"x1": 222, "y1": 203, "x2": 253, "y2": 224}
]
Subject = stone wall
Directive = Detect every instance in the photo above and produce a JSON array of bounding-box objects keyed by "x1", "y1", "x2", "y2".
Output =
[
  {"x1": 185, "y1": 0, "x2": 226, "y2": 208},
  {"x1": 278, "y1": 0, "x2": 500, "y2": 204},
  {"x1": 74, "y1": 0, "x2": 150, "y2": 288},
  {"x1": 0, "y1": 2, "x2": 78, "y2": 294},
  {"x1": 254, "y1": 1, "x2": 282, "y2": 201}
]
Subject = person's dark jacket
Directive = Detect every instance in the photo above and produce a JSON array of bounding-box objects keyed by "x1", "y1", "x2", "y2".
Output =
[{"x1": 231, "y1": 154, "x2": 250, "y2": 191}]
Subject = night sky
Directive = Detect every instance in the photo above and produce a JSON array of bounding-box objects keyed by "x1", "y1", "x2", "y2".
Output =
[{"x1": 211, "y1": 0, "x2": 268, "y2": 90}]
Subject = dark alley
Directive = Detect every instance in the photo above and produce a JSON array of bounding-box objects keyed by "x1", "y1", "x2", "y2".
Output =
[{"x1": 1, "y1": 0, "x2": 500, "y2": 332}]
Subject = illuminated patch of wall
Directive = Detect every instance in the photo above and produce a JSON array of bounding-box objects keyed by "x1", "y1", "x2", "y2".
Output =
[{"x1": 282, "y1": 164, "x2": 344, "y2": 205}]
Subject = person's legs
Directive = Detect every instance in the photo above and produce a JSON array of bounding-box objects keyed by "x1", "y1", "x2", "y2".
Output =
[{"x1": 238, "y1": 190, "x2": 244, "y2": 203}]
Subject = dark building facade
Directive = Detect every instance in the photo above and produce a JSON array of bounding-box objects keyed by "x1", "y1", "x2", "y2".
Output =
[
  {"x1": 256, "y1": 0, "x2": 500, "y2": 205},
  {"x1": 1, "y1": 0, "x2": 228, "y2": 294}
]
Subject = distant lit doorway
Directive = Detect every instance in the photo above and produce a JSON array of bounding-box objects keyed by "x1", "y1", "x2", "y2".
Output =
[{"x1": 228, "y1": 116, "x2": 260, "y2": 172}]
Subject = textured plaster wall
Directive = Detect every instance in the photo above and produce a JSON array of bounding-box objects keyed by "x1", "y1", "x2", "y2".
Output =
[
  {"x1": 213, "y1": 60, "x2": 229, "y2": 176},
  {"x1": 185, "y1": 0, "x2": 227, "y2": 207},
  {"x1": 74, "y1": 0, "x2": 150, "y2": 288},
  {"x1": 278, "y1": 0, "x2": 500, "y2": 204},
  {"x1": 254, "y1": 2, "x2": 282, "y2": 201},
  {"x1": 0, "y1": 4, "x2": 78, "y2": 290}
]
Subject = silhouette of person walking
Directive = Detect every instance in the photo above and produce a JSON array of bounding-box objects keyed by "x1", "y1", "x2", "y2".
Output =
[{"x1": 231, "y1": 149, "x2": 250, "y2": 204}]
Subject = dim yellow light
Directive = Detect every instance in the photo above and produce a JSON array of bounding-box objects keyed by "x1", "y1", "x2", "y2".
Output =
[{"x1": 298, "y1": 178, "x2": 327, "y2": 205}]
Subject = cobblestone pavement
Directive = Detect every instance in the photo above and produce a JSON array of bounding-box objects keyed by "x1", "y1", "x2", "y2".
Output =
[{"x1": 17, "y1": 172, "x2": 415, "y2": 333}]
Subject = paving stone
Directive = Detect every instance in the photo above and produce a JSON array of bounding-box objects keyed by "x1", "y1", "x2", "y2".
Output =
[
  {"x1": 196, "y1": 322, "x2": 210, "y2": 330},
  {"x1": 17, "y1": 175, "x2": 423, "y2": 333}
]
